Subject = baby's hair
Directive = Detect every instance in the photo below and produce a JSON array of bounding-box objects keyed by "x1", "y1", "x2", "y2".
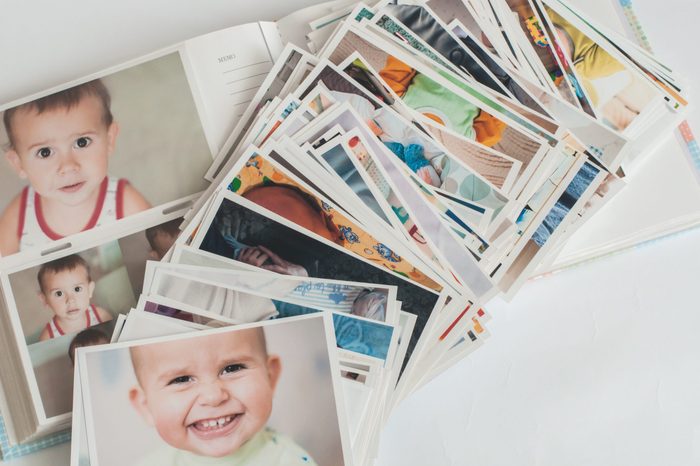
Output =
[
  {"x1": 68, "y1": 327, "x2": 110, "y2": 364},
  {"x1": 129, "y1": 327, "x2": 269, "y2": 386},
  {"x1": 244, "y1": 183, "x2": 322, "y2": 215},
  {"x1": 145, "y1": 218, "x2": 182, "y2": 250},
  {"x1": 3, "y1": 79, "x2": 113, "y2": 149},
  {"x1": 37, "y1": 254, "x2": 91, "y2": 294},
  {"x1": 243, "y1": 183, "x2": 342, "y2": 242}
]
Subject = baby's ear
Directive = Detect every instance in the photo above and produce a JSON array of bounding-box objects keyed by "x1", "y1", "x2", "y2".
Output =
[
  {"x1": 87, "y1": 280, "x2": 96, "y2": 298},
  {"x1": 106, "y1": 122, "x2": 119, "y2": 155},
  {"x1": 5, "y1": 150, "x2": 27, "y2": 179},
  {"x1": 266, "y1": 355, "x2": 282, "y2": 391},
  {"x1": 129, "y1": 386, "x2": 155, "y2": 426},
  {"x1": 37, "y1": 291, "x2": 48, "y2": 307}
]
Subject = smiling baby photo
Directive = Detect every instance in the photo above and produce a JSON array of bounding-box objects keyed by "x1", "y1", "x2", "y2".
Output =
[{"x1": 79, "y1": 314, "x2": 348, "y2": 466}]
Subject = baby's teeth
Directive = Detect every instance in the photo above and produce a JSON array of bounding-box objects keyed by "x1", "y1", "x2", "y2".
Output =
[{"x1": 195, "y1": 416, "x2": 234, "y2": 429}]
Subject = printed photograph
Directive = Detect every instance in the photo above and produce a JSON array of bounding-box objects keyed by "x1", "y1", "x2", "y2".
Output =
[
  {"x1": 6, "y1": 217, "x2": 182, "y2": 418},
  {"x1": 540, "y1": 3, "x2": 658, "y2": 132},
  {"x1": 151, "y1": 268, "x2": 394, "y2": 323},
  {"x1": 145, "y1": 275, "x2": 395, "y2": 361},
  {"x1": 81, "y1": 316, "x2": 346, "y2": 466},
  {"x1": 0, "y1": 52, "x2": 211, "y2": 256}
]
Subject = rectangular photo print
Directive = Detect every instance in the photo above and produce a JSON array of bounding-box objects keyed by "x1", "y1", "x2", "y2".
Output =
[
  {"x1": 1, "y1": 214, "x2": 185, "y2": 423},
  {"x1": 79, "y1": 314, "x2": 350, "y2": 466},
  {"x1": 0, "y1": 50, "x2": 213, "y2": 258},
  {"x1": 144, "y1": 271, "x2": 397, "y2": 362}
]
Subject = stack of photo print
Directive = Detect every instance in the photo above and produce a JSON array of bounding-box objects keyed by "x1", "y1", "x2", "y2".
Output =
[{"x1": 0, "y1": 0, "x2": 688, "y2": 464}]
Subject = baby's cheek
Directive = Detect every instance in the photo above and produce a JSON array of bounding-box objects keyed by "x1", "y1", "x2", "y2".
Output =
[
  {"x1": 153, "y1": 410, "x2": 187, "y2": 448},
  {"x1": 154, "y1": 398, "x2": 188, "y2": 433},
  {"x1": 249, "y1": 386, "x2": 275, "y2": 422}
]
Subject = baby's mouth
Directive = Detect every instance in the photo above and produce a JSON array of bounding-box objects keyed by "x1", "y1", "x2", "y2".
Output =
[
  {"x1": 59, "y1": 181, "x2": 86, "y2": 193},
  {"x1": 66, "y1": 308, "x2": 81, "y2": 316},
  {"x1": 188, "y1": 414, "x2": 242, "y2": 438}
]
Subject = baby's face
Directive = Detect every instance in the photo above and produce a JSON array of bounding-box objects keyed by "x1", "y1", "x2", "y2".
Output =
[
  {"x1": 40, "y1": 266, "x2": 94, "y2": 322},
  {"x1": 130, "y1": 329, "x2": 280, "y2": 458},
  {"x1": 6, "y1": 94, "x2": 117, "y2": 207}
]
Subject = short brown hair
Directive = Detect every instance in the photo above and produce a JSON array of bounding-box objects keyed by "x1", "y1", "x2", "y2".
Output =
[
  {"x1": 145, "y1": 218, "x2": 182, "y2": 250},
  {"x1": 3, "y1": 79, "x2": 113, "y2": 149},
  {"x1": 37, "y1": 254, "x2": 91, "y2": 293},
  {"x1": 68, "y1": 327, "x2": 110, "y2": 364}
]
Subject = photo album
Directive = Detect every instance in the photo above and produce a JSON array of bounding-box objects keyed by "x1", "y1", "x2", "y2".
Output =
[{"x1": 0, "y1": 0, "x2": 690, "y2": 464}]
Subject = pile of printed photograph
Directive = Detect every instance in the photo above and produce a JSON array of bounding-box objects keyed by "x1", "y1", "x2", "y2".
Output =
[{"x1": 0, "y1": 0, "x2": 688, "y2": 464}]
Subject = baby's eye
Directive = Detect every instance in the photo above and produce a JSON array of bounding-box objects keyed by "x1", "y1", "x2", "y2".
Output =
[
  {"x1": 74, "y1": 136, "x2": 92, "y2": 149},
  {"x1": 74, "y1": 286, "x2": 83, "y2": 293},
  {"x1": 53, "y1": 290, "x2": 63, "y2": 298},
  {"x1": 221, "y1": 364, "x2": 246, "y2": 375},
  {"x1": 35, "y1": 147, "x2": 53, "y2": 159},
  {"x1": 167, "y1": 375, "x2": 192, "y2": 385}
]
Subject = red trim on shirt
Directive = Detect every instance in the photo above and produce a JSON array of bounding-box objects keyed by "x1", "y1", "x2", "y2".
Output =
[
  {"x1": 115, "y1": 179, "x2": 128, "y2": 220},
  {"x1": 90, "y1": 304, "x2": 103, "y2": 324},
  {"x1": 17, "y1": 187, "x2": 28, "y2": 240},
  {"x1": 35, "y1": 177, "x2": 109, "y2": 240},
  {"x1": 51, "y1": 316, "x2": 65, "y2": 337},
  {"x1": 49, "y1": 307, "x2": 96, "y2": 339}
]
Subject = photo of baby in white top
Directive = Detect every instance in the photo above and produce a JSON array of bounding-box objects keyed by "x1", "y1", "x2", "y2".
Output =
[
  {"x1": 128, "y1": 327, "x2": 317, "y2": 465},
  {"x1": 79, "y1": 315, "x2": 347, "y2": 466}
]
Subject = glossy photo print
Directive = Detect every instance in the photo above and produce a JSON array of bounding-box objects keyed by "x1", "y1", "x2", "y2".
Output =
[
  {"x1": 79, "y1": 315, "x2": 350, "y2": 466},
  {"x1": 0, "y1": 52, "x2": 211, "y2": 257},
  {"x1": 4, "y1": 216, "x2": 183, "y2": 419}
]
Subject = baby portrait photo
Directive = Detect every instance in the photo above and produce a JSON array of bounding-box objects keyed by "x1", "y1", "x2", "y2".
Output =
[
  {"x1": 79, "y1": 315, "x2": 349, "y2": 466},
  {"x1": 5, "y1": 216, "x2": 183, "y2": 419},
  {"x1": 0, "y1": 51, "x2": 212, "y2": 257}
]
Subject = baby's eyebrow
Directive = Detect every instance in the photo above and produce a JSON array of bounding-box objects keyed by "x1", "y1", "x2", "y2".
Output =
[
  {"x1": 25, "y1": 139, "x2": 53, "y2": 151},
  {"x1": 68, "y1": 129, "x2": 99, "y2": 138}
]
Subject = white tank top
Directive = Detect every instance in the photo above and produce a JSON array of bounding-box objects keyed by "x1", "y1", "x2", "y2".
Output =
[
  {"x1": 18, "y1": 177, "x2": 125, "y2": 251},
  {"x1": 44, "y1": 304, "x2": 103, "y2": 339}
]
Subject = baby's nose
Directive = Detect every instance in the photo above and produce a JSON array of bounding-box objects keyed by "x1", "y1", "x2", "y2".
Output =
[
  {"x1": 198, "y1": 381, "x2": 230, "y2": 406},
  {"x1": 58, "y1": 150, "x2": 81, "y2": 173}
]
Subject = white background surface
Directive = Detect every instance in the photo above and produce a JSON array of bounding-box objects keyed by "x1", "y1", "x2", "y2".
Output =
[{"x1": 1, "y1": 0, "x2": 700, "y2": 464}]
